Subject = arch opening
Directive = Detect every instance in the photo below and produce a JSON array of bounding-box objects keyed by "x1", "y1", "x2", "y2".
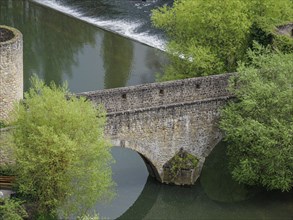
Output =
[
  {"x1": 111, "y1": 139, "x2": 162, "y2": 183},
  {"x1": 138, "y1": 153, "x2": 162, "y2": 182}
]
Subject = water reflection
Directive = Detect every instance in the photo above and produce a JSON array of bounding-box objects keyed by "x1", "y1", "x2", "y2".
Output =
[
  {"x1": 0, "y1": 0, "x2": 97, "y2": 90},
  {"x1": 94, "y1": 147, "x2": 148, "y2": 219},
  {"x1": 0, "y1": 0, "x2": 165, "y2": 93},
  {"x1": 118, "y1": 142, "x2": 293, "y2": 220},
  {"x1": 103, "y1": 32, "x2": 133, "y2": 89}
]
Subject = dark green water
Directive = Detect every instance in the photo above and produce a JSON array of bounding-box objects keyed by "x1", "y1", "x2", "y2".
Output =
[
  {"x1": 119, "y1": 143, "x2": 293, "y2": 220},
  {"x1": 0, "y1": 0, "x2": 166, "y2": 93},
  {"x1": 1, "y1": 1, "x2": 292, "y2": 219}
]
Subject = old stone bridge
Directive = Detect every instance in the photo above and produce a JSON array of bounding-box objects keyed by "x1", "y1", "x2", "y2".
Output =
[
  {"x1": 77, "y1": 73, "x2": 234, "y2": 185},
  {"x1": 0, "y1": 25, "x2": 234, "y2": 185}
]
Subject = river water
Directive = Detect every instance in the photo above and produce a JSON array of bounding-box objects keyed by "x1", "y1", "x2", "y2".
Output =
[{"x1": 0, "y1": 1, "x2": 292, "y2": 219}]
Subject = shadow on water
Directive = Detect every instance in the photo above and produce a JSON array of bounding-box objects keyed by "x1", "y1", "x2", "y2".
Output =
[
  {"x1": 118, "y1": 141, "x2": 293, "y2": 220},
  {"x1": 117, "y1": 176, "x2": 161, "y2": 220},
  {"x1": 200, "y1": 141, "x2": 257, "y2": 203}
]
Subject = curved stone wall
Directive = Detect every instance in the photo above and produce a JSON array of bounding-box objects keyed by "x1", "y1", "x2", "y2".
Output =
[{"x1": 0, "y1": 25, "x2": 23, "y2": 122}]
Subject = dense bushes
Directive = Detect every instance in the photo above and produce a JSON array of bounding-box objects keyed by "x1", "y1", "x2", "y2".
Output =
[
  {"x1": 220, "y1": 46, "x2": 293, "y2": 191},
  {"x1": 152, "y1": 0, "x2": 293, "y2": 79}
]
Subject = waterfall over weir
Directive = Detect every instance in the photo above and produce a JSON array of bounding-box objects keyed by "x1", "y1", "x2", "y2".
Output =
[{"x1": 32, "y1": 0, "x2": 173, "y2": 50}]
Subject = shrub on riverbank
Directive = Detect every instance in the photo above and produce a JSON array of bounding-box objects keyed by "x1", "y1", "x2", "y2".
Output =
[
  {"x1": 220, "y1": 45, "x2": 293, "y2": 191},
  {"x1": 12, "y1": 76, "x2": 114, "y2": 218}
]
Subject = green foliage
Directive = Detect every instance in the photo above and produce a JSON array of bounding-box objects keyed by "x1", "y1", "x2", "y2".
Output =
[
  {"x1": 0, "y1": 129, "x2": 16, "y2": 176},
  {"x1": 220, "y1": 45, "x2": 293, "y2": 191},
  {"x1": 244, "y1": 0, "x2": 293, "y2": 32},
  {"x1": 152, "y1": 0, "x2": 293, "y2": 79},
  {"x1": 0, "y1": 164, "x2": 17, "y2": 177},
  {"x1": 78, "y1": 212, "x2": 99, "y2": 220},
  {"x1": 152, "y1": 0, "x2": 252, "y2": 78},
  {"x1": 0, "y1": 121, "x2": 6, "y2": 129},
  {"x1": 0, "y1": 198, "x2": 28, "y2": 220},
  {"x1": 12, "y1": 76, "x2": 114, "y2": 217},
  {"x1": 165, "y1": 149, "x2": 199, "y2": 180},
  {"x1": 245, "y1": 0, "x2": 293, "y2": 53},
  {"x1": 158, "y1": 44, "x2": 224, "y2": 81},
  {"x1": 272, "y1": 33, "x2": 293, "y2": 53}
]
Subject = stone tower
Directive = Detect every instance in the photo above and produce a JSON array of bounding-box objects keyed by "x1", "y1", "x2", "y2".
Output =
[{"x1": 0, "y1": 25, "x2": 23, "y2": 122}]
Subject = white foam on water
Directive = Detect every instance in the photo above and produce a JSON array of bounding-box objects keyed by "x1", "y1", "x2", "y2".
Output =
[{"x1": 32, "y1": 0, "x2": 166, "y2": 51}]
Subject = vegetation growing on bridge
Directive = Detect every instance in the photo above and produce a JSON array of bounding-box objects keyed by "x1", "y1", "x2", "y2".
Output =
[
  {"x1": 152, "y1": 0, "x2": 293, "y2": 80},
  {"x1": 220, "y1": 45, "x2": 293, "y2": 192},
  {"x1": 8, "y1": 76, "x2": 114, "y2": 218},
  {"x1": 164, "y1": 148, "x2": 199, "y2": 182}
]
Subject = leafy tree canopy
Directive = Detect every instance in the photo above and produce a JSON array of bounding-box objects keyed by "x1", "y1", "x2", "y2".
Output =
[
  {"x1": 245, "y1": 0, "x2": 293, "y2": 31},
  {"x1": 12, "y1": 77, "x2": 114, "y2": 218},
  {"x1": 152, "y1": 0, "x2": 293, "y2": 79},
  {"x1": 220, "y1": 45, "x2": 293, "y2": 191}
]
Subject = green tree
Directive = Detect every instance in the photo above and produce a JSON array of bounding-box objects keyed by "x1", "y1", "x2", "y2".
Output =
[
  {"x1": 245, "y1": 0, "x2": 293, "y2": 52},
  {"x1": 245, "y1": 0, "x2": 293, "y2": 32},
  {"x1": 0, "y1": 198, "x2": 28, "y2": 220},
  {"x1": 12, "y1": 77, "x2": 114, "y2": 217},
  {"x1": 152, "y1": 0, "x2": 251, "y2": 79},
  {"x1": 220, "y1": 45, "x2": 293, "y2": 191},
  {"x1": 152, "y1": 0, "x2": 293, "y2": 80}
]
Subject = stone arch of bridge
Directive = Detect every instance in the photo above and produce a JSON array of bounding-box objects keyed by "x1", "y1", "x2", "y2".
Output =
[
  {"x1": 138, "y1": 153, "x2": 161, "y2": 182},
  {"x1": 111, "y1": 139, "x2": 162, "y2": 182}
]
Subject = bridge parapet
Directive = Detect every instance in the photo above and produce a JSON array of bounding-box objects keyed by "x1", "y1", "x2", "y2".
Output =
[{"x1": 78, "y1": 73, "x2": 233, "y2": 113}]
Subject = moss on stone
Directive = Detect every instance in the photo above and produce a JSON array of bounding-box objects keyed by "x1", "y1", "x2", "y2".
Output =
[{"x1": 164, "y1": 148, "x2": 199, "y2": 180}]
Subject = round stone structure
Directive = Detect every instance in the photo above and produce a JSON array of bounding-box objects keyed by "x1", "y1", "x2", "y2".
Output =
[{"x1": 0, "y1": 25, "x2": 23, "y2": 122}]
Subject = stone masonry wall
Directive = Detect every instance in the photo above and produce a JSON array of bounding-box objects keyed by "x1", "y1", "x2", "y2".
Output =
[
  {"x1": 106, "y1": 97, "x2": 231, "y2": 181},
  {"x1": 78, "y1": 73, "x2": 233, "y2": 113},
  {"x1": 0, "y1": 25, "x2": 23, "y2": 122},
  {"x1": 78, "y1": 73, "x2": 234, "y2": 184}
]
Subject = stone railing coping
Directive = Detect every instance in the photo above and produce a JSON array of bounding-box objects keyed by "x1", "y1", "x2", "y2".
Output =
[
  {"x1": 77, "y1": 73, "x2": 235, "y2": 96},
  {"x1": 0, "y1": 25, "x2": 22, "y2": 46}
]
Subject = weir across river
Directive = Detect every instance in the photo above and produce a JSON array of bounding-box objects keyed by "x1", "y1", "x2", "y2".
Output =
[{"x1": 78, "y1": 73, "x2": 234, "y2": 185}]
